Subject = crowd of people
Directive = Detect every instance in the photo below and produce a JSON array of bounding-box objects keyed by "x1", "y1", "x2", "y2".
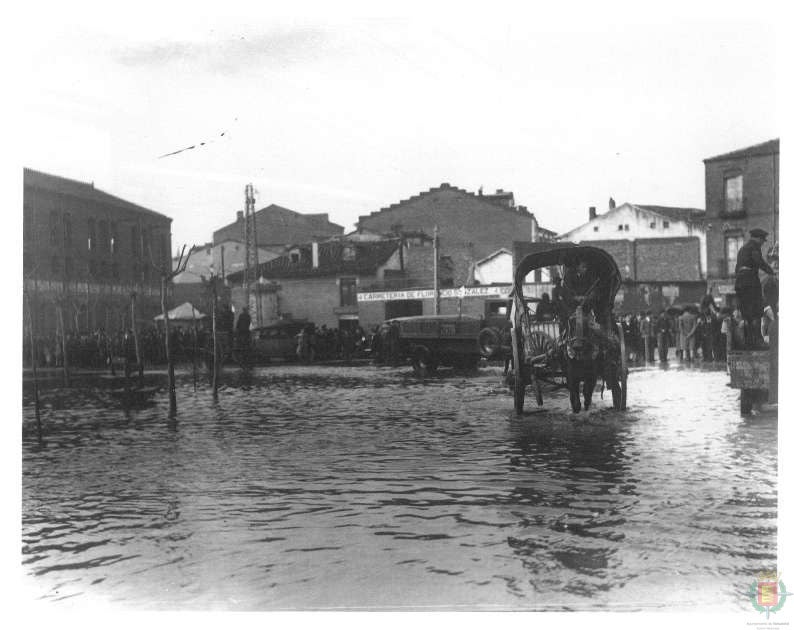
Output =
[{"x1": 295, "y1": 324, "x2": 369, "y2": 363}]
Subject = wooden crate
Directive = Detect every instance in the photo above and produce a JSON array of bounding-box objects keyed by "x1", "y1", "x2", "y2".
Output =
[{"x1": 727, "y1": 350, "x2": 770, "y2": 389}]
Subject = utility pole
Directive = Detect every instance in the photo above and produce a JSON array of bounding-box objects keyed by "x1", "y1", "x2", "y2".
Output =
[
  {"x1": 243, "y1": 184, "x2": 261, "y2": 326},
  {"x1": 433, "y1": 225, "x2": 441, "y2": 315}
]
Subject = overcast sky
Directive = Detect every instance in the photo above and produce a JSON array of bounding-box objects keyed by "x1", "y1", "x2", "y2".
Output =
[{"x1": 20, "y1": 4, "x2": 781, "y2": 247}]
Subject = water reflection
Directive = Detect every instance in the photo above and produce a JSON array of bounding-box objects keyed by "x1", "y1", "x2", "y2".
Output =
[{"x1": 21, "y1": 363, "x2": 776, "y2": 610}]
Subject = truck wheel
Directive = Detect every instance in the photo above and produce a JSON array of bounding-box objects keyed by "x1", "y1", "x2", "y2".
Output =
[{"x1": 411, "y1": 345, "x2": 437, "y2": 377}]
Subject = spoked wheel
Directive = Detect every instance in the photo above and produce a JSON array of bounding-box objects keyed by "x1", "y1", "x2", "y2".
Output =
[
  {"x1": 411, "y1": 345, "x2": 438, "y2": 377},
  {"x1": 617, "y1": 325, "x2": 629, "y2": 410},
  {"x1": 511, "y1": 328, "x2": 525, "y2": 414},
  {"x1": 527, "y1": 331, "x2": 555, "y2": 358}
]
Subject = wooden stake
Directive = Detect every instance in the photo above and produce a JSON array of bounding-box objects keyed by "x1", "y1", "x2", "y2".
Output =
[{"x1": 24, "y1": 290, "x2": 43, "y2": 443}]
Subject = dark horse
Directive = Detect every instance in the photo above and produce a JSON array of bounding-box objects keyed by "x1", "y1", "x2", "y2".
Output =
[{"x1": 562, "y1": 306, "x2": 621, "y2": 412}]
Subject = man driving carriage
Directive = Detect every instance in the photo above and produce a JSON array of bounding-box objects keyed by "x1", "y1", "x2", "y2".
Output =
[{"x1": 510, "y1": 245, "x2": 627, "y2": 414}]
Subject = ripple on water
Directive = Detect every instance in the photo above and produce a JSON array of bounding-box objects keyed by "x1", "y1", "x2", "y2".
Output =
[{"x1": 22, "y1": 363, "x2": 776, "y2": 610}]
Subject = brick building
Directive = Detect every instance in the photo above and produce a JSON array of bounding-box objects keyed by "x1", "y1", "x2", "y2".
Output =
[
  {"x1": 513, "y1": 238, "x2": 705, "y2": 314},
  {"x1": 558, "y1": 201, "x2": 707, "y2": 277},
  {"x1": 226, "y1": 239, "x2": 404, "y2": 331},
  {"x1": 356, "y1": 183, "x2": 555, "y2": 287},
  {"x1": 702, "y1": 139, "x2": 779, "y2": 305},
  {"x1": 23, "y1": 168, "x2": 172, "y2": 334},
  {"x1": 213, "y1": 203, "x2": 344, "y2": 249}
]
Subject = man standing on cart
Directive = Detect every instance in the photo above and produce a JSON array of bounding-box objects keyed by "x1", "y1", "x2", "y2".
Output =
[{"x1": 734, "y1": 229, "x2": 776, "y2": 348}]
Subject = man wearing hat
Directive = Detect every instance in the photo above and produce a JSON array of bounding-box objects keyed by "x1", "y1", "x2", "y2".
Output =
[{"x1": 734, "y1": 228, "x2": 775, "y2": 348}]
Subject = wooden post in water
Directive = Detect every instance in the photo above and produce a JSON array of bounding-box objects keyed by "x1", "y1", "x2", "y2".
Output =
[
  {"x1": 24, "y1": 290, "x2": 43, "y2": 442},
  {"x1": 151, "y1": 243, "x2": 193, "y2": 417},
  {"x1": 130, "y1": 291, "x2": 143, "y2": 380},
  {"x1": 160, "y1": 275, "x2": 176, "y2": 416},
  {"x1": 190, "y1": 303, "x2": 198, "y2": 392},
  {"x1": 56, "y1": 298, "x2": 70, "y2": 388},
  {"x1": 211, "y1": 277, "x2": 219, "y2": 401}
]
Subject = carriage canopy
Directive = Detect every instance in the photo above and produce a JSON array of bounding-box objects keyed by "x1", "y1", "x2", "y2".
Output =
[{"x1": 513, "y1": 244, "x2": 622, "y2": 313}]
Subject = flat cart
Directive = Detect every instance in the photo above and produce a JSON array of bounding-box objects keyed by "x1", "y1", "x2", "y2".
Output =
[
  {"x1": 510, "y1": 244, "x2": 628, "y2": 413},
  {"x1": 726, "y1": 319, "x2": 778, "y2": 414}
]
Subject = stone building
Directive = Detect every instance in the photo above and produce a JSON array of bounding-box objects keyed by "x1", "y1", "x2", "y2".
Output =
[
  {"x1": 702, "y1": 139, "x2": 779, "y2": 305},
  {"x1": 23, "y1": 168, "x2": 172, "y2": 334}
]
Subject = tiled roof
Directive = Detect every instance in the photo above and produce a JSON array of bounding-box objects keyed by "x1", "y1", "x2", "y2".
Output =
[
  {"x1": 634, "y1": 205, "x2": 706, "y2": 222},
  {"x1": 24, "y1": 168, "x2": 171, "y2": 221},
  {"x1": 227, "y1": 239, "x2": 401, "y2": 281},
  {"x1": 703, "y1": 139, "x2": 779, "y2": 163}
]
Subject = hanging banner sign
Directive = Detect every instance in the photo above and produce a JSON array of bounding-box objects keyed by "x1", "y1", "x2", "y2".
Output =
[{"x1": 357, "y1": 284, "x2": 551, "y2": 302}]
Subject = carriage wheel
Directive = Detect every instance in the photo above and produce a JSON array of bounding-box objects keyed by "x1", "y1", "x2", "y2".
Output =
[
  {"x1": 511, "y1": 328, "x2": 525, "y2": 414},
  {"x1": 527, "y1": 331, "x2": 555, "y2": 358},
  {"x1": 617, "y1": 324, "x2": 629, "y2": 410},
  {"x1": 411, "y1": 345, "x2": 438, "y2": 377}
]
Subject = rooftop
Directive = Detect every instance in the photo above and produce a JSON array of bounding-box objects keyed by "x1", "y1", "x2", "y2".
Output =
[
  {"x1": 24, "y1": 168, "x2": 171, "y2": 221},
  {"x1": 703, "y1": 138, "x2": 779, "y2": 163},
  {"x1": 227, "y1": 239, "x2": 401, "y2": 281}
]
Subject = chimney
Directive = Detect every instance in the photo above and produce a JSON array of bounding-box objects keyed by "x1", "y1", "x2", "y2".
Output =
[
  {"x1": 311, "y1": 242, "x2": 319, "y2": 269},
  {"x1": 589, "y1": 206, "x2": 597, "y2": 221},
  {"x1": 609, "y1": 197, "x2": 616, "y2": 210},
  {"x1": 236, "y1": 211, "x2": 244, "y2": 222}
]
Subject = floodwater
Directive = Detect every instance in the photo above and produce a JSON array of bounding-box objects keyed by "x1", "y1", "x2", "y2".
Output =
[{"x1": 21, "y1": 361, "x2": 777, "y2": 611}]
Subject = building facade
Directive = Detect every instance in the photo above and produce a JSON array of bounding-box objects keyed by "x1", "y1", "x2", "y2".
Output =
[
  {"x1": 557, "y1": 201, "x2": 707, "y2": 278},
  {"x1": 23, "y1": 168, "x2": 173, "y2": 334},
  {"x1": 226, "y1": 239, "x2": 404, "y2": 331},
  {"x1": 513, "y1": 238, "x2": 705, "y2": 314},
  {"x1": 702, "y1": 139, "x2": 779, "y2": 305},
  {"x1": 356, "y1": 183, "x2": 555, "y2": 287}
]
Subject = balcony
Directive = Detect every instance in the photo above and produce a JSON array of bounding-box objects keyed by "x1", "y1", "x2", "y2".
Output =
[{"x1": 718, "y1": 196, "x2": 747, "y2": 219}]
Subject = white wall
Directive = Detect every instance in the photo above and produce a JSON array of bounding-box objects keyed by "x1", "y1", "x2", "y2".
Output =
[
  {"x1": 475, "y1": 251, "x2": 513, "y2": 285},
  {"x1": 563, "y1": 204, "x2": 707, "y2": 277}
]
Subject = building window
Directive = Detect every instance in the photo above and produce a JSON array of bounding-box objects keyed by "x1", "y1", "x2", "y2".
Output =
[
  {"x1": 63, "y1": 213, "x2": 72, "y2": 247},
  {"x1": 98, "y1": 220, "x2": 109, "y2": 253},
  {"x1": 159, "y1": 234, "x2": 167, "y2": 267},
  {"x1": 725, "y1": 235, "x2": 744, "y2": 276},
  {"x1": 724, "y1": 174, "x2": 743, "y2": 213},
  {"x1": 342, "y1": 245, "x2": 356, "y2": 262},
  {"x1": 24, "y1": 211, "x2": 32, "y2": 242},
  {"x1": 131, "y1": 225, "x2": 141, "y2": 259},
  {"x1": 112, "y1": 263, "x2": 120, "y2": 280},
  {"x1": 110, "y1": 222, "x2": 117, "y2": 255},
  {"x1": 290, "y1": 252, "x2": 300, "y2": 264},
  {"x1": 88, "y1": 218, "x2": 96, "y2": 251},
  {"x1": 593, "y1": 226, "x2": 599, "y2": 232},
  {"x1": 340, "y1": 277, "x2": 357, "y2": 306},
  {"x1": 50, "y1": 211, "x2": 59, "y2": 246},
  {"x1": 662, "y1": 221, "x2": 669, "y2": 228},
  {"x1": 650, "y1": 222, "x2": 656, "y2": 229},
  {"x1": 617, "y1": 225, "x2": 623, "y2": 231},
  {"x1": 624, "y1": 224, "x2": 630, "y2": 232},
  {"x1": 88, "y1": 259, "x2": 98, "y2": 278}
]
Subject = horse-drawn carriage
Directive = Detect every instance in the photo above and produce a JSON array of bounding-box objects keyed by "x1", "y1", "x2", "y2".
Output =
[{"x1": 509, "y1": 245, "x2": 628, "y2": 413}]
